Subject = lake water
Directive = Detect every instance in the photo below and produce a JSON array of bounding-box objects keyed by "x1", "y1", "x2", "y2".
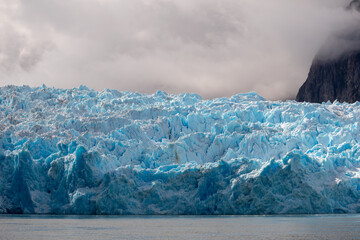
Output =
[{"x1": 1, "y1": 215, "x2": 360, "y2": 240}]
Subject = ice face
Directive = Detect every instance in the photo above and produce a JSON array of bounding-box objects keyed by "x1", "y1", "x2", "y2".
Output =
[{"x1": 1, "y1": 85, "x2": 360, "y2": 214}]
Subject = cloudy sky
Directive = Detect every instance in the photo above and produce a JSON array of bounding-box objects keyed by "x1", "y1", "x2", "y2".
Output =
[{"x1": 0, "y1": 0, "x2": 359, "y2": 100}]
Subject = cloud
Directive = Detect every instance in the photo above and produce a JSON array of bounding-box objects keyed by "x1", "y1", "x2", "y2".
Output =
[
  {"x1": 0, "y1": 2, "x2": 53, "y2": 73},
  {"x1": 0, "y1": 0, "x2": 358, "y2": 100},
  {"x1": 348, "y1": 0, "x2": 360, "y2": 11},
  {"x1": 317, "y1": 0, "x2": 360, "y2": 61}
]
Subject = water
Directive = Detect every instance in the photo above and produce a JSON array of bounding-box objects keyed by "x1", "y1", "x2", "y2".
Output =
[{"x1": 1, "y1": 215, "x2": 360, "y2": 240}]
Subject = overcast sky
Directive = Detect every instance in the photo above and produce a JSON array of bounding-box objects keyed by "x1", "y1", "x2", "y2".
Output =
[{"x1": 0, "y1": 0, "x2": 359, "y2": 100}]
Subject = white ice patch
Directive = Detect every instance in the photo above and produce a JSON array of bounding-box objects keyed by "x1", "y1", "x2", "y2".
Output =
[{"x1": 1, "y1": 85, "x2": 360, "y2": 214}]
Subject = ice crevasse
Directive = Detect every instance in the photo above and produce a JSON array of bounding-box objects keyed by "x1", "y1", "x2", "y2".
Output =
[{"x1": 1, "y1": 85, "x2": 360, "y2": 214}]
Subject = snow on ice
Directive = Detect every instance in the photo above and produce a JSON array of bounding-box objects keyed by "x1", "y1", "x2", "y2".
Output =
[{"x1": 1, "y1": 85, "x2": 360, "y2": 214}]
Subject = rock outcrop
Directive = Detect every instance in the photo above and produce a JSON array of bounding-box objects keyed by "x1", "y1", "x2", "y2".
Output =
[
  {"x1": 296, "y1": 51, "x2": 360, "y2": 103},
  {"x1": 296, "y1": 0, "x2": 360, "y2": 103}
]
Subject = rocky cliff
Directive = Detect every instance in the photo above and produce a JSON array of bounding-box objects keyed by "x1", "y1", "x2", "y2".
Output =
[
  {"x1": 296, "y1": 0, "x2": 360, "y2": 103},
  {"x1": 296, "y1": 51, "x2": 360, "y2": 103}
]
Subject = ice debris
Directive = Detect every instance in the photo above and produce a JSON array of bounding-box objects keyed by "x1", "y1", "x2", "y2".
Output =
[{"x1": 1, "y1": 85, "x2": 360, "y2": 214}]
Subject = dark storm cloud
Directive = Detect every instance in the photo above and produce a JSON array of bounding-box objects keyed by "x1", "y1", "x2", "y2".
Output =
[{"x1": 0, "y1": 0, "x2": 358, "y2": 100}]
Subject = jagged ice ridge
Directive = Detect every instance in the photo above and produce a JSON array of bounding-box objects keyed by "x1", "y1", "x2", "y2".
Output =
[{"x1": 1, "y1": 85, "x2": 360, "y2": 214}]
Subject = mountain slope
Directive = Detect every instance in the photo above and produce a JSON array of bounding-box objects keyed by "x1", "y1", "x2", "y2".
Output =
[
  {"x1": 296, "y1": 0, "x2": 360, "y2": 103},
  {"x1": 296, "y1": 51, "x2": 360, "y2": 103}
]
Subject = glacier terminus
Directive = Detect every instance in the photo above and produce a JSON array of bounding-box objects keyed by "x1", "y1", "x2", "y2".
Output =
[{"x1": 1, "y1": 85, "x2": 360, "y2": 215}]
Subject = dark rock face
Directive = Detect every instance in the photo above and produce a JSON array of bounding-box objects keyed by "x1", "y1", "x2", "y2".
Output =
[
  {"x1": 296, "y1": 51, "x2": 360, "y2": 103},
  {"x1": 296, "y1": 0, "x2": 360, "y2": 103}
]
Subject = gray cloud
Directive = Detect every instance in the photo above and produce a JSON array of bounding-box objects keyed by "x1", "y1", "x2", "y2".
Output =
[
  {"x1": 316, "y1": 0, "x2": 360, "y2": 61},
  {"x1": 348, "y1": 0, "x2": 360, "y2": 11},
  {"x1": 0, "y1": 0, "x2": 358, "y2": 100}
]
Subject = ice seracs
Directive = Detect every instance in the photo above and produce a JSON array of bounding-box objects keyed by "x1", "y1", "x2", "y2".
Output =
[{"x1": 0, "y1": 85, "x2": 360, "y2": 214}]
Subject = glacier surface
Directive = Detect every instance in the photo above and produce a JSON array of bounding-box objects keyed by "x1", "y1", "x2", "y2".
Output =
[{"x1": 1, "y1": 85, "x2": 360, "y2": 214}]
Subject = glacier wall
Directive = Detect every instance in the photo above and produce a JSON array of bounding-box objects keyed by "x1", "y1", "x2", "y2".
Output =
[{"x1": 1, "y1": 85, "x2": 360, "y2": 214}]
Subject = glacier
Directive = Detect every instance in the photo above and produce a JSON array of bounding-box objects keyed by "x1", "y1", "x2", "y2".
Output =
[{"x1": 1, "y1": 85, "x2": 360, "y2": 215}]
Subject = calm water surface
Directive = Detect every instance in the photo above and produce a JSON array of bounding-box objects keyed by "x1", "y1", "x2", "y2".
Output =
[{"x1": 1, "y1": 214, "x2": 360, "y2": 240}]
